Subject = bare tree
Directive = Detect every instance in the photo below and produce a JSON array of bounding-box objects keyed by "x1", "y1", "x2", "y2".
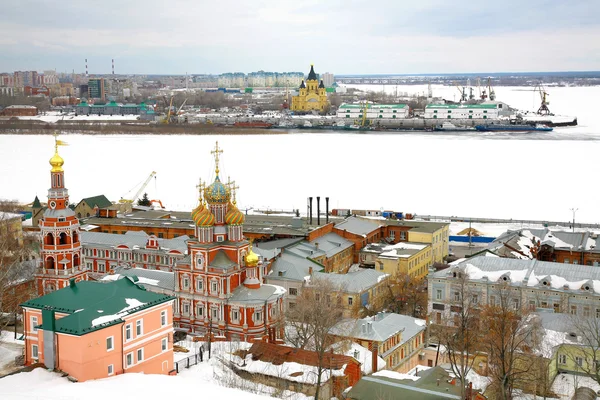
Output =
[
  {"x1": 432, "y1": 272, "x2": 482, "y2": 399},
  {"x1": 285, "y1": 277, "x2": 345, "y2": 400},
  {"x1": 362, "y1": 273, "x2": 426, "y2": 319},
  {"x1": 482, "y1": 284, "x2": 539, "y2": 400},
  {"x1": 566, "y1": 313, "x2": 600, "y2": 385}
]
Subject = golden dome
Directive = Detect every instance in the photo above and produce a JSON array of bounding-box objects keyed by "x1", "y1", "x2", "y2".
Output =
[
  {"x1": 225, "y1": 202, "x2": 245, "y2": 225},
  {"x1": 245, "y1": 243, "x2": 259, "y2": 267},
  {"x1": 49, "y1": 151, "x2": 64, "y2": 173}
]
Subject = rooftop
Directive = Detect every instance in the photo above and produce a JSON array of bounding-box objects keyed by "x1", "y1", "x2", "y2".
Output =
[
  {"x1": 312, "y1": 268, "x2": 388, "y2": 293},
  {"x1": 362, "y1": 242, "x2": 429, "y2": 259},
  {"x1": 339, "y1": 103, "x2": 408, "y2": 109},
  {"x1": 21, "y1": 278, "x2": 174, "y2": 335},
  {"x1": 332, "y1": 312, "x2": 425, "y2": 343},
  {"x1": 80, "y1": 231, "x2": 189, "y2": 254},
  {"x1": 334, "y1": 216, "x2": 380, "y2": 236},
  {"x1": 101, "y1": 266, "x2": 175, "y2": 293}
]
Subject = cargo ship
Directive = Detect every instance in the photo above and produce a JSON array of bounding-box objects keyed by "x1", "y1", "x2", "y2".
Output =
[{"x1": 475, "y1": 123, "x2": 553, "y2": 132}]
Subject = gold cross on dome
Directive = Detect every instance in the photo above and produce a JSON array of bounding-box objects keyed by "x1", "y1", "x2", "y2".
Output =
[
  {"x1": 211, "y1": 141, "x2": 223, "y2": 175},
  {"x1": 195, "y1": 178, "x2": 205, "y2": 199},
  {"x1": 227, "y1": 178, "x2": 240, "y2": 204}
]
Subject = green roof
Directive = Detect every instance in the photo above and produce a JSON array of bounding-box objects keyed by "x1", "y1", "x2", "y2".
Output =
[
  {"x1": 79, "y1": 194, "x2": 112, "y2": 209},
  {"x1": 426, "y1": 103, "x2": 497, "y2": 109},
  {"x1": 32, "y1": 195, "x2": 42, "y2": 209},
  {"x1": 21, "y1": 278, "x2": 173, "y2": 336},
  {"x1": 339, "y1": 103, "x2": 407, "y2": 109}
]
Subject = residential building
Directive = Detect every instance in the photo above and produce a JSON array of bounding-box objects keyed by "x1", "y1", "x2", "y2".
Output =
[
  {"x1": 336, "y1": 103, "x2": 410, "y2": 120},
  {"x1": 232, "y1": 341, "x2": 361, "y2": 399},
  {"x1": 321, "y1": 72, "x2": 334, "y2": 88},
  {"x1": 173, "y1": 142, "x2": 286, "y2": 342},
  {"x1": 333, "y1": 217, "x2": 382, "y2": 263},
  {"x1": 80, "y1": 231, "x2": 189, "y2": 274},
  {"x1": 0, "y1": 105, "x2": 37, "y2": 116},
  {"x1": 331, "y1": 312, "x2": 426, "y2": 373},
  {"x1": 347, "y1": 366, "x2": 486, "y2": 400},
  {"x1": 35, "y1": 136, "x2": 88, "y2": 296},
  {"x1": 75, "y1": 194, "x2": 112, "y2": 219},
  {"x1": 360, "y1": 241, "x2": 432, "y2": 280},
  {"x1": 428, "y1": 255, "x2": 600, "y2": 326},
  {"x1": 487, "y1": 228, "x2": 600, "y2": 266},
  {"x1": 290, "y1": 65, "x2": 329, "y2": 113},
  {"x1": 21, "y1": 277, "x2": 174, "y2": 382},
  {"x1": 380, "y1": 219, "x2": 450, "y2": 264}
]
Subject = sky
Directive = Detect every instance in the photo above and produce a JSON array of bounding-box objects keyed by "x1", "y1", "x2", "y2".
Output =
[{"x1": 1, "y1": 0, "x2": 600, "y2": 75}]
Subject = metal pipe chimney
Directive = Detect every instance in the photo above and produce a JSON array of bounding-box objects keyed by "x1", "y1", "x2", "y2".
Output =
[
  {"x1": 326, "y1": 197, "x2": 329, "y2": 224},
  {"x1": 317, "y1": 196, "x2": 321, "y2": 225},
  {"x1": 308, "y1": 197, "x2": 313, "y2": 225}
]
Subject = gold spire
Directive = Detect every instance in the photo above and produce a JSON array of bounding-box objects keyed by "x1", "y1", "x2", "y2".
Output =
[
  {"x1": 226, "y1": 177, "x2": 239, "y2": 205},
  {"x1": 49, "y1": 132, "x2": 67, "y2": 173},
  {"x1": 245, "y1": 239, "x2": 259, "y2": 267},
  {"x1": 211, "y1": 141, "x2": 223, "y2": 176}
]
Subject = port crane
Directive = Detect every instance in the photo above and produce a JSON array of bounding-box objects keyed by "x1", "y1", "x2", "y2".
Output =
[
  {"x1": 453, "y1": 81, "x2": 467, "y2": 102},
  {"x1": 487, "y1": 77, "x2": 496, "y2": 101},
  {"x1": 477, "y1": 78, "x2": 488, "y2": 101},
  {"x1": 534, "y1": 83, "x2": 551, "y2": 115},
  {"x1": 119, "y1": 171, "x2": 157, "y2": 204}
]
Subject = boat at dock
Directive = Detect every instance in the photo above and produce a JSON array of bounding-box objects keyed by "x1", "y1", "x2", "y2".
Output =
[
  {"x1": 434, "y1": 122, "x2": 476, "y2": 132},
  {"x1": 475, "y1": 123, "x2": 553, "y2": 132}
]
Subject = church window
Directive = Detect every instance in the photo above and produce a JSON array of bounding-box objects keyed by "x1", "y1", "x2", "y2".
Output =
[
  {"x1": 211, "y1": 281, "x2": 218, "y2": 293},
  {"x1": 182, "y1": 303, "x2": 190, "y2": 315},
  {"x1": 196, "y1": 280, "x2": 203, "y2": 292},
  {"x1": 232, "y1": 310, "x2": 239, "y2": 322},
  {"x1": 182, "y1": 277, "x2": 190, "y2": 289},
  {"x1": 212, "y1": 308, "x2": 219, "y2": 320},
  {"x1": 254, "y1": 311, "x2": 263, "y2": 322},
  {"x1": 196, "y1": 305, "x2": 203, "y2": 317}
]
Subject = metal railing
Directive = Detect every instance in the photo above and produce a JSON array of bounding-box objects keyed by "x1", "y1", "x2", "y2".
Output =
[{"x1": 174, "y1": 349, "x2": 205, "y2": 373}]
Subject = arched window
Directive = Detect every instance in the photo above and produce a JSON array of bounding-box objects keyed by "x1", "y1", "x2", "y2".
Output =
[
  {"x1": 73, "y1": 254, "x2": 80, "y2": 267},
  {"x1": 73, "y1": 231, "x2": 79, "y2": 243},
  {"x1": 45, "y1": 233, "x2": 54, "y2": 245},
  {"x1": 45, "y1": 256, "x2": 55, "y2": 269},
  {"x1": 59, "y1": 232, "x2": 68, "y2": 245}
]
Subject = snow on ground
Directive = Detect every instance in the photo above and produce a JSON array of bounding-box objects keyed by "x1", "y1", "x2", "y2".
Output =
[
  {"x1": 0, "y1": 340, "x2": 311, "y2": 400},
  {"x1": 2, "y1": 113, "x2": 140, "y2": 122},
  {"x1": 551, "y1": 373, "x2": 600, "y2": 400},
  {"x1": 0, "y1": 331, "x2": 23, "y2": 376}
]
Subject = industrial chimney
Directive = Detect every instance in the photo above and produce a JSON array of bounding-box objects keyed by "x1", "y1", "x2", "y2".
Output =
[
  {"x1": 308, "y1": 197, "x2": 313, "y2": 225},
  {"x1": 326, "y1": 197, "x2": 329, "y2": 224},
  {"x1": 317, "y1": 197, "x2": 321, "y2": 225}
]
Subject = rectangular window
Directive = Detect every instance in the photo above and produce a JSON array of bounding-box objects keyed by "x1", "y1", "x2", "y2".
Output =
[
  {"x1": 31, "y1": 316, "x2": 38, "y2": 333},
  {"x1": 564, "y1": 258, "x2": 570, "y2": 263},
  {"x1": 162, "y1": 337, "x2": 168, "y2": 352},
  {"x1": 212, "y1": 308, "x2": 218, "y2": 320},
  {"x1": 136, "y1": 320, "x2": 143, "y2": 336},
  {"x1": 289, "y1": 288, "x2": 298, "y2": 296},
  {"x1": 254, "y1": 311, "x2": 262, "y2": 322},
  {"x1": 126, "y1": 352, "x2": 133, "y2": 367},
  {"x1": 108, "y1": 364, "x2": 114, "y2": 375},
  {"x1": 576, "y1": 357, "x2": 583, "y2": 367},
  {"x1": 125, "y1": 324, "x2": 132, "y2": 341},
  {"x1": 436, "y1": 290, "x2": 442, "y2": 300},
  {"x1": 106, "y1": 336, "x2": 114, "y2": 351},
  {"x1": 161, "y1": 310, "x2": 167, "y2": 326},
  {"x1": 454, "y1": 291, "x2": 460, "y2": 301},
  {"x1": 490, "y1": 295, "x2": 496, "y2": 306},
  {"x1": 571, "y1": 305, "x2": 577, "y2": 315},
  {"x1": 559, "y1": 354, "x2": 567, "y2": 364},
  {"x1": 348, "y1": 297, "x2": 353, "y2": 306},
  {"x1": 182, "y1": 277, "x2": 190, "y2": 289},
  {"x1": 211, "y1": 281, "x2": 218, "y2": 293},
  {"x1": 137, "y1": 348, "x2": 144, "y2": 362},
  {"x1": 471, "y1": 294, "x2": 478, "y2": 304},
  {"x1": 233, "y1": 310, "x2": 239, "y2": 321},
  {"x1": 183, "y1": 303, "x2": 190, "y2": 315},
  {"x1": 196, "y1": 280, "x2": 203, "y2": 292},
  {"x1": 32, "y1": 344, "x2": 38, "y2": 359}
]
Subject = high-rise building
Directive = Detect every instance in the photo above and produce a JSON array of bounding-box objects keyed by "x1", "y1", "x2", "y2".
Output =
[
  {"x1": 88, "y1": 78, "x2": 106, "y2": 101},
  {"x1": 321, "y1": 72, "x2": 335, "y2": 88},
  {"x1": 35, "y1": 135, "x2": 88, "y2": 296}
]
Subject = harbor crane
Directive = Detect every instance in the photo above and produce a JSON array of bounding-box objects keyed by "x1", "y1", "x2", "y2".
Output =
[
  {"x1": 119, "y1": 171, "x2": 157, "y2": 204},
  {"x1": 487, "y1": 77, "x2": 496, "y2": 101},
  {"x1": 477, "y1": 78, "x2": 488, "y2": 101},
  {"x1": 535, "y1": 83, "x2": 551, "y2": 115},
  {"x1": 454, "y1": 81, "x2": 467, "y2": 102}
]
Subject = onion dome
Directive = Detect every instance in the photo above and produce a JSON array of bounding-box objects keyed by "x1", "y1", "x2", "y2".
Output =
[
  {"x1": 50, "y1": 150, "x2": 64, "y2": 172},
  {"x1": 245, "y1": 244, "x2": 259, "y2": 267},
  {"x1": 191, "y1": 200, "x2": 205, "y2": 222},
  {"x1": 299, "y1": 80, "x2": 306, "y2": 89},
  {"x1": 225, "y1": 202, "x2": 245, "y2": 225},
  {"x1": 194, "y1": 206, "x2": 215, "y2": 227},
  {"x1": 204, "y1": 176, "x2": 230, "y2": 204}
]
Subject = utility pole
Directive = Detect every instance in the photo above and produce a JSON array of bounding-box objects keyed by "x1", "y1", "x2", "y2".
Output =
[{"x1": 570, "y1": 208, "x2": 578, "y2": 232}]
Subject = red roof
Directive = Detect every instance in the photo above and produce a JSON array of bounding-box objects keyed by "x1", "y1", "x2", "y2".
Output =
[{"x1": 247, "y1": 341, "x2": 355, "y2": 370}]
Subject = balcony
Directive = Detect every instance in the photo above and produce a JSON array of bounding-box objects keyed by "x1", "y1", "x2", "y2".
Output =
[{"x1": 37, "y1": 267, "x2": 84, "y2": 276}]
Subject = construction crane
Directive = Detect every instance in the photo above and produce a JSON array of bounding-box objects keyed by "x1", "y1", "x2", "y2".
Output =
[
  {"x1": 487, "y1": 77, "x2": 496, "y2": 101},
  {"x1": 453, "y1": 81, "x2": 467, "y2": 102},
  {"x1": 119, "y1": 171, "x2": 157, "y2": 204},
  {"x1": 534, "y1": 83, "x2": 551, "y2": 115},
  {"x1": 161, "y1": 96, "x2": 174, "y2": 124}
]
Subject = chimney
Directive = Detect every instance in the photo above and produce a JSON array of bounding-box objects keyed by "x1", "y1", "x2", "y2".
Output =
[
  {"x1": 42, "y1": 307, "x2": 57, "y2": 370},
  {"x1": 308, "y1": 266, "x2": 313, "y2": 275},
  {"x1": 69, "y1": 278, "x2": 76, "y2": 288},
  {"x1": 315, "y1": 242, "x2": 319, "y2": 250},
  {"x1": 317, "y1": 197, "x2": 321, "y2": 225},
  {"x1": 309, "y1": 197, "x2": 313, "y2": 225},
  {"x1": 372, "y1": 342, "x2": 378, "y2": 373},
  {"x1": 326, "y1": 197, "x2": 329, "y2": 224}
]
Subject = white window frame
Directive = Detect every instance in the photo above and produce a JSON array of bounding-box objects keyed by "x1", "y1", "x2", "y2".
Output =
[
  {"x1": 348, "y1": 297, "x2": 353, "y2": 306},
  {"x1": 183, "y1": 303, "x2": 190, "y2": 316},
  {"x1": 136, "y1": 319, "x2": 143, "y2": 336},
  {"x1": 126, "y1": 352, "x2": 133, "y2": 367},
  {"x1": 576, "y1": 356, "x2": 583, "y2": 367},
  {"x1": 106, "y1": 336, "x2": 114, "y2": 351},
  {"x1": 32, "y1": 344, "x2": 39, "y2": 359},
  {"x1": 31, "y1": 316, "x2": 38, "y2": 333},
  {"x1": 254, "y1": 311, "x2": 263, "y2": 322},
  {"x1": 436, "y1": 289, "x2": 442, "y2": 300},
  {"x1": 211, "y1": 280, "x2": 218, "y2": 294},
  {"x1": 161, "y1": 337, "x2": 168, "y2": 352},
  {"x1": 125, "y1": 324, "x2": 132, "y2": 341},
  {"x1": 559, "y1": 354, "x2": 567, "y2": 364},
  {"x1": 196, "y1": 279, "x2": 203, "y2": 292},
  {"x1": 211, "y1": 308, "x2": 219, "y2": 320},
  {"x1": 182, "y1": 277, "x2": 190, "y2": 289},
  {"x1": 108, "y1": 364, "x2": 114, "y2": 375},
  {"x1": 196, "y1": 305, "x2": 203, "y2": 318},
  {"x1": 161, "y1": 310, "x2": 167, "y2": 326},
  {"x1": 232, "y1": 309, "x2": 239, "y2": 322},
  {"x1": 137, "y1": 348, "x2": 144, "y2": 363}
]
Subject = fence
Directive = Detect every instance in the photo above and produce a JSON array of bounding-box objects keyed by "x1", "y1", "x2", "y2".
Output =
[{"x1": 174, "y1": 350, "x2": 204, "y2": 373}]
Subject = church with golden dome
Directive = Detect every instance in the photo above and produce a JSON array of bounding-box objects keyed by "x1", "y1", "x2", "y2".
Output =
[
  {"x1": 174, "y1": 142, "x2": 285, "y2": 342},
  {"x1": 290, "y1": 64, "x2": 329, "y2": 113}
]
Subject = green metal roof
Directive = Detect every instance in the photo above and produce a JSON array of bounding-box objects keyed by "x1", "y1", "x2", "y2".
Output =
[
  {"x1": 32, "y1": 195, "x2": 42, "y2": 209},
  {"x1": 426, "y1": 103, "x2": 497, "y2": 109},
  {"x1": 21, "y1": 278, "x2": 174, "y2": 336},
  {"x1": 79, "y1": 194, "x2": 112, "y2": 209},
  {"x1": 339, "y1": 103, "x2": 407, "y2": 109}
]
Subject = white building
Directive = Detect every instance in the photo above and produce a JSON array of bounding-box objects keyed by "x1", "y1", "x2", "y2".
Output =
[
  {"x1": 337, "y1": 103, "x2": 410, "y2": 119},
  {"x1": 321, "y1": 72, "x2": 334, "y2": 88},
  {"x1": 424, "y1": 102, "x2": 511, "y2": 119}
]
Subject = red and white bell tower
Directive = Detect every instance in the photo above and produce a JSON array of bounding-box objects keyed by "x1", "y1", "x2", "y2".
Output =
[{"x1": 35, "y1": 134, "x2": 88, "y2": 296}]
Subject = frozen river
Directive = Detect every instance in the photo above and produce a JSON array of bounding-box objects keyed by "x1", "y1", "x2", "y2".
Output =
[{"x1": 1, "y1": 85, "x2": 599, "y2": 224}]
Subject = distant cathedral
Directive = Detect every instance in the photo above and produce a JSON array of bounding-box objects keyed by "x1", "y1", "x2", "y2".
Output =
[{"x1": 291, "y1": 64, "x2": 329, "y2": 113}]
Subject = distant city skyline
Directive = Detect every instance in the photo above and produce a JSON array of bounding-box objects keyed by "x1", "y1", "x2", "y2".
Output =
[{"x1": 1, "y1": 0, "x2": 599, "y2": 75}]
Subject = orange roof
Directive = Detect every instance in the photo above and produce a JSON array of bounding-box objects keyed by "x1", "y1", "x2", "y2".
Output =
[{"x1": 247, "y1": 341, "x2": 355, "y2": 370}]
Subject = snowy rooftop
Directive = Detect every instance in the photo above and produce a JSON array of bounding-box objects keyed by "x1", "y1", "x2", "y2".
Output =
[
  {"x1": 362, "y1": 241, "x2": 429, "y2": 259},
  {"x1": 331, "y1": 312, "x2": 425, "y2": 344},
  {"x1": 312, "y1": 268, "x2": 388, "y2": 293}
]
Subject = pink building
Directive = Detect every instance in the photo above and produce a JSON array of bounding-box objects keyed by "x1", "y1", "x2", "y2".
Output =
[{"x1": 21, "y1": 277, "x2": 175, "y2": 382}]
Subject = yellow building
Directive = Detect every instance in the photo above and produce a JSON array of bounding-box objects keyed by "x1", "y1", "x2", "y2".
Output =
[
  {"x1": 360, "y1": 242, "x2": 431, "y2": 280},
  {"x1": 0, "y1": 211, "x2": 24, "y2": 247},
  {"x1": 291, "y1": 64, "x2": 329, "y2": 113}
]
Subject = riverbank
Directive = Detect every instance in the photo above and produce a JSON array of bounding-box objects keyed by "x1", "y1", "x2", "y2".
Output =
[{"x1": 0, "y1": 121, "x2": 288, "y2": 135}]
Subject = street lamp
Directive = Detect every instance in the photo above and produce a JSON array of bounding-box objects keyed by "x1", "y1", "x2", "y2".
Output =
[{"x1": 570, "y1": 208, "x2": 578, "y2": 233}]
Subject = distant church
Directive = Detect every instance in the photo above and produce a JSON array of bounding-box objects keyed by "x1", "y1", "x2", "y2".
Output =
[{"x1": 291, "y1": 64, "x2": 329, "y2": 113}]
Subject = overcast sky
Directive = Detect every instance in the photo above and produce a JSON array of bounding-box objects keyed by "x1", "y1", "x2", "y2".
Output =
[{"x1": 1, "y1": 0, "x2": 599, "y2": 75}]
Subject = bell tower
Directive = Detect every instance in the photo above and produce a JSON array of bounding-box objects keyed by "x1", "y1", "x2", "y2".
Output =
[{"x1": 35, "y1": 133, "x2": 88, "y2": 295}]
